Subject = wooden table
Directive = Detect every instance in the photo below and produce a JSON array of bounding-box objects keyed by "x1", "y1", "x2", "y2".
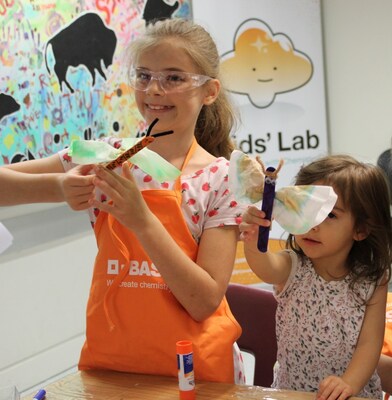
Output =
[{"x1": 21, "y1": 370, "x2": 368, "y2": 399}]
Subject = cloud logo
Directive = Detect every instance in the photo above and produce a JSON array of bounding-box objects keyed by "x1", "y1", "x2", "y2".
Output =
[{"x1": 221, "y1": 19, "x2": 313, "y2": 108}]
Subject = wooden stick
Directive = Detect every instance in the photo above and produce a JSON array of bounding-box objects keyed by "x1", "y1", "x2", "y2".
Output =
[{"x1": 104, "y1": 136, "x2": 155, "y2": 170}]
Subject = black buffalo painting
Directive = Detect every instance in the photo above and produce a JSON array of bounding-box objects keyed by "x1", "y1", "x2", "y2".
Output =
[
  {"x1": 0, "y1": 93, "x2": 20, "y2": 121},
  {"x1": 143, "y1": 0, "x2": 179, "y2": 26},
  {"x1": 45, "y1": 12, "x2": 117, "y2": 93}
]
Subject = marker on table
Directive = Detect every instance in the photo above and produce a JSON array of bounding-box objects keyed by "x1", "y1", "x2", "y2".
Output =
[{"x1": 33, "y1": 389, "x2": 46, "y2": 400}]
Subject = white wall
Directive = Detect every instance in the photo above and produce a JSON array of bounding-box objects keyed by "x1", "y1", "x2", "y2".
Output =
[
  {"x1": 0, "y1": 205, "x2": 96, "y2": 393},
  {"x1": 1, "y1": 0, "x2": 391, "y2": 394},
  {"x1": 321, "y1": 0, "x2": 392, "y2": 163}
]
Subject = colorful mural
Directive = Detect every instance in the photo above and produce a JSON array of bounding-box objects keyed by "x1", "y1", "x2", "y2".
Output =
[{"x1": 0, "y1": 0, "x2": 191, "y2": 165}]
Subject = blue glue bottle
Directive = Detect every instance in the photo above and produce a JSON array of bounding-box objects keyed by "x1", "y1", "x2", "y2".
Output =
[
  {"x1": 176, "y1": 340, "x2": 195, "y2": 400},
  {"x1": 33, "y1": 389, "x2": 46, "y2": 400}
]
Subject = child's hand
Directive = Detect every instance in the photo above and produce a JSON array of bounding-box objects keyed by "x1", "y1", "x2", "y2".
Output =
[
  {"x1": 60, "y1": 164, "x2": 95, "y2": 210},
  {"x1": 90, "y1": 163, "x2": 151, "y2": 231},
  {"x1": 316, "y1": 375, "x2": 354, "y2": 400},
  {"x1": 239, "y1": 205, "x2": 270, "y2": 242}
]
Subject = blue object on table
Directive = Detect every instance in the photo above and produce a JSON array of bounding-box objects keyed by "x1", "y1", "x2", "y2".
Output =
[
  {"x1": 33, "y1": 389, "x2": 46, "y2": 400},
  {"x1": 257, "y1": 166, "x2": 277, "y2": 253}
]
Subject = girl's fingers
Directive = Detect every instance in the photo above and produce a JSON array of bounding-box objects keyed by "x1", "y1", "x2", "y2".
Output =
[
  {"x1": 94, "y1": 165, "x2": 124, "y2": 187},
  {"x1": 92, "y1": 163, "x2": 138, "y2": 208},
  {"x1": 121, "y1": 162, "x2": 134, "y2": 180},
  {"x1": 241, "y1": 213, "x2": 270, "y2": 227},
  {"x1": 93, "y1": 166, "x2": 128, "y2": 198},
  {"x1": 242, "y1": 207, "x2": 267, "y2": 223},
  {"x1": 94, "y1": 164, "x2": 135, "y2": 191},
  {"x1": 95, "y1": 165, "x2": 114, "y2": 178},
  {"x1": 90, "y1": 198, "x2": 112, "y2": 213},
  {"x1": 93, "y1": 175, "x2": 118, "y2": 198}
]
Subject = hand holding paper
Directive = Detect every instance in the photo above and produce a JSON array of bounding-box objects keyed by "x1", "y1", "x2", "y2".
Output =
[
  {"x1": 68, "y1": 118, "x2": 181, "y2": 182},
  {"x1": 229, "y1": 150, "x2": 337, "y2": 251}
]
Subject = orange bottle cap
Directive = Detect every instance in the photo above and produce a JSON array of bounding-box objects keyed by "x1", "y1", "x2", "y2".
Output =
[{"x1": 176, "y1": 340, "x2": 193, "y2": 354}]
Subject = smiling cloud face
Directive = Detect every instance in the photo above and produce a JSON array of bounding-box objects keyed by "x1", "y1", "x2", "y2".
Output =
[{"x1": 221, "y1": 19, "x2": 313, "y2": 108}]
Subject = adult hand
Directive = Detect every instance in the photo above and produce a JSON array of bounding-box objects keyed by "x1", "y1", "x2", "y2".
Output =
[{"x1": 60, "y1": 164, "x2": 95, "y2": 210}]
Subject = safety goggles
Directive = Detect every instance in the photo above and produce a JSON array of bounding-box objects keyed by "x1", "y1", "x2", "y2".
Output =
[{"x1": 129, "y1": 67, "x2": 212, "y2": 93}]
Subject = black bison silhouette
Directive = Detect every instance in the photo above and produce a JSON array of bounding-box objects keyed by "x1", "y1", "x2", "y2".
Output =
[
  {"x1": 0, "y1": 93, "x2": 20, "y2": 121},
  {"x1": 11, "y1": 149, "x2": 36, "y2": 164},
  {"x1": 45, "y1": 12, "x2": 117, "y2": 93},
  {"x1": 143, "y1": 0, "x2": 179, "y2": 26}
]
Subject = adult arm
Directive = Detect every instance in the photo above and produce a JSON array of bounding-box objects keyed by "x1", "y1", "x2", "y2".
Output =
[{"x1": 0, "y1": 156, "x2": 95, "y2": 209}]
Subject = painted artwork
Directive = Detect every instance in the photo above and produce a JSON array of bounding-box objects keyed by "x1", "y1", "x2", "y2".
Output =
[{"x1": 0, "y1": 0, "x2": 191, "y2": 165}]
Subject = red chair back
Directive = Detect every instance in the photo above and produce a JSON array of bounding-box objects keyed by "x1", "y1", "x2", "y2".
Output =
[{"x1": 226, "y1": 283, "x2": 277, "y2": 387}]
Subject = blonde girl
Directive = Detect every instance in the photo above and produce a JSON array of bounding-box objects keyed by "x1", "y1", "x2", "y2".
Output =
[{"x1": 1, "y1": 19, "x2": 245, "y2": 384}]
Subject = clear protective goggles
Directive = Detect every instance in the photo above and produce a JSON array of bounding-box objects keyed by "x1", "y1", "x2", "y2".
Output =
[{"x1": 129, "y1": 67, "x2": 212, "y2": 93}]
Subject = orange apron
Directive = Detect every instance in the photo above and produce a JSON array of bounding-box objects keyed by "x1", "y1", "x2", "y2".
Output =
[
  {"x1": 382, "y1": 292, "x2": 392, "y2": 357},
  {"x1": 79, "y1": 141, "x2": 241, "y2": 383}
]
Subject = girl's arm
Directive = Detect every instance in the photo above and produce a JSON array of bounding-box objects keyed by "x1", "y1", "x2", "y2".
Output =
[
  {"x1": 90, "y1": 163, "x2": 238, "y2": 321},
  {"x1": 0, "y1": 156, "x2": 95, "y2": 209},
  {"x1": 241, "y1": 205, "x2": 292, "y2": 290},
  {"x1": 317, "y1": 282, "x2": 388, "y2": 400}
]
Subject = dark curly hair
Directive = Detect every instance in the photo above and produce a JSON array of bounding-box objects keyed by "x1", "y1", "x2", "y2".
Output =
[{"x1": 287, "y1": 154, "x2": 392, "y2": 294}]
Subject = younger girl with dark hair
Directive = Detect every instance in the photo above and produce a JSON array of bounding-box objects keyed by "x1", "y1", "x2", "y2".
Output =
[{"x1": 240, "y1": 154, "x2": 392, "y2": 399}]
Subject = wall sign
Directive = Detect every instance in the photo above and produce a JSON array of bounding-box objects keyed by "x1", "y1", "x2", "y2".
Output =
[{"x1": 192, "y1": 0, "x2": 328, "y2": 238}]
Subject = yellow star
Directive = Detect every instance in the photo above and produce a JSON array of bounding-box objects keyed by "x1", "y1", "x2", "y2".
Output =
[{"x1": 250, "y1": 36, "x2": 265, "y2": 52}]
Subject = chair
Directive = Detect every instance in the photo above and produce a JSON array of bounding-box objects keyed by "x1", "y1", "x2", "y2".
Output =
[
  {"x1": 226, "y1": 283, "x2": 277, "y2": 387},
  {"x1": 377, "y1": 148, "x2": 392, "y2": 206}
]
